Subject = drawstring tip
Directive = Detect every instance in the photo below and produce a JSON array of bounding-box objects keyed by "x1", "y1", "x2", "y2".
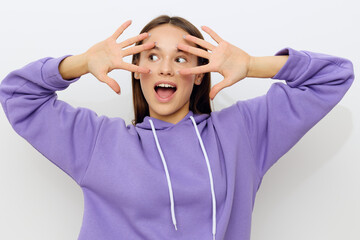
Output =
[
  {"x1": 174, "y1": 223, "x2": 178, "y2": 231},
  {"x1": 212, "y1": 234, "x2": 216, "y2": 240}
]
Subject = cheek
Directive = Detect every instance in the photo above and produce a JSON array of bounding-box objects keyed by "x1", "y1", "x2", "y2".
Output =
[
  {"x1": 183, "y1": 71, "x2": 195, "y2": 83},
  {"x1": 180, "y1": 75, "x2": 196, "y2": 92},
  {"x1": 182, "y1": 74, "x2": 195, "y2": 82},
  {"x1": 138, "y1": 74, "x2": 152, "y2": 94},
  {"x1": 140, "y1": 72, "x2": 151, "y2": 81}
]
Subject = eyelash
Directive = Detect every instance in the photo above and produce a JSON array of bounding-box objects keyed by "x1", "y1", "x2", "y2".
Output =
[{"x1": 148, "y1": 54, "x2": 188, "y2": 63}]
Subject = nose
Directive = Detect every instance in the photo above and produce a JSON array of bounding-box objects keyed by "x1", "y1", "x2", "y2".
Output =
[{"x1": 159, "y1": 57, "x2": 174, "y2": 77}]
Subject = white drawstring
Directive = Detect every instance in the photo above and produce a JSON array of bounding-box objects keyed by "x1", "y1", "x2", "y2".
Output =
[
  {"x1": 190, "y1": 116, "x2": 217, "y2": 240},
  {"x1": 149, "y1": 119, "x2": 178, "y2": 231},
  {"x1": 149, "y1": 116, "x2": 217, "y2": 240}
]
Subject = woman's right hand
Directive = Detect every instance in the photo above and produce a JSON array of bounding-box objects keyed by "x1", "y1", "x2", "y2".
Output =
[
  {"x1": 59, "y1": 20, "x2": 154, "y2": 94},
  {"x1": 84, "y1": 20, "x2": 154, "y2": 94}
]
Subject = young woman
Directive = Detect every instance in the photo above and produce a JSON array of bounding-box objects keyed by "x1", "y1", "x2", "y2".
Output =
[{"x1": 0, "y1": 15, "x2": 354, "y2": 240}]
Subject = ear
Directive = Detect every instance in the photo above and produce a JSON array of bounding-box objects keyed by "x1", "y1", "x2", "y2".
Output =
[
  {"x1": 134, "y1": 72, "x2": 140, "y2": 80},
  {"x1": 133, "y1": 58, "x2": 141, "y2": 80},
  {"x1": 194, "y1": 73, "x2": 205, "y2": 85}
]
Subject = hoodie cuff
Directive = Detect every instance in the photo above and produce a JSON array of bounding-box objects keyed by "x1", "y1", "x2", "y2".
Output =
[
  {"x1": 270, "y1": 47, "x2": 310, "y2": 87},
  {"x1": 42, "y1": 55, "x2": 81, "y2": 90}
]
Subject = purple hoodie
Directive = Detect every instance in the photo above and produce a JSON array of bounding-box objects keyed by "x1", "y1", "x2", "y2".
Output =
[{"x1": 0, "y1": 47, "x2": 354, "y2": 240}]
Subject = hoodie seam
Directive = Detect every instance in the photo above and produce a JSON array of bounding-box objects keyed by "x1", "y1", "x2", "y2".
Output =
[
  {"x1": 3, "y1": 59, "x2": 49, "y2": 114},
  {"x1": 236, "y1": 102, "x2": 262, "y2": 181},
  {"x1": 79, "y1": 116, "x2": 106, "y2": 186},
  {"x1": 40, "y1": 58, "x2": 68, "y2": 89},
  {"x1": 3, "y1": 81, "x2": 29, "y2": 117},
  {"x1": 293, "y1": 49, "x2": 350, "y2": 70},
  {"x1": 303, "y1": 52, "x2": 352, "y2": 70}
]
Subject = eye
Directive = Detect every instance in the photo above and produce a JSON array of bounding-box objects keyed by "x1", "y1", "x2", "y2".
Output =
[
  {"x1": 176, "y1": 56, "x2": 187, "y2": 63},
  {"x1": 148, "y1": 54, "x2": 159, "y2": 61}
]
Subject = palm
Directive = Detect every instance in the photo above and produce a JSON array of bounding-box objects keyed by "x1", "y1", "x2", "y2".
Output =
[
  {"x1": 211, "y1": 41, "x2": 249, "y2": 79},
  {"x1": 84, "y1": 20, "x2": 155, "y2": 94},
  {"x1": 177, "y1": 26, "x2": 251, "y2": 100}
]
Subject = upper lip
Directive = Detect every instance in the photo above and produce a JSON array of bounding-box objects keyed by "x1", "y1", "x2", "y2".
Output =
[{"x1": 154, "y1": 81, "x2": 177, "y2": 89}]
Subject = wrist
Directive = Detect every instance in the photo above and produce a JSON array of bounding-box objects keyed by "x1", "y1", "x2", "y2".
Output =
[
  {"x1": 59, "y1": 53, "x2": 89, "y2": 80},
  {"x1": 246, "y1": 56, "x2": 256, "y2": 78},
  {"x1": 246, "y1": 55, "x2": 289, "y2": 78},
  {"x1": 79, "y1": 52, "x2": 90, "y2": 74}
]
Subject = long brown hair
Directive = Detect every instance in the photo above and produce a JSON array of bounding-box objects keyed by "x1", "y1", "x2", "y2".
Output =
[{"x1": 131, "y1": 15, "x2": 211, "y2": 125}]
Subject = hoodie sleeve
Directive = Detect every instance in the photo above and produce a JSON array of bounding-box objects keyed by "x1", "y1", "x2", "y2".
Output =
[
  {"x1": 235, "y1": 47, "x2": 354, "y2": 178},
  {"x1": 0, "y1": 56, "x2": 106, "y2": 185}
]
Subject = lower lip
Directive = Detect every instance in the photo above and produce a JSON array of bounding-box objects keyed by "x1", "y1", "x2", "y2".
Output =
[{"x1": 154, "y1": 88, "x2": 177, "y2": 103}]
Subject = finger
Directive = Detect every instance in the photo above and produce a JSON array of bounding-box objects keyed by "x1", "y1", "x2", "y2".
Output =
[
  {"x1": 119, "y1": 32, "x2": 150, "y2": 49},
  {"x1": 209, "y1": 79, "x2": 231, "y2": 100},
  {"x1": 178, "y1": 65, "x2": 211, "y2": 75},
  {"x1": 184, "y1": 34, "x2": 216, "y2": 51},
  {"x1": 201, "y1": 25, "x2": 224, "y2": 44},
  {"x1": 121, "y1": 62, "x2": 151, "y2": 74},
  {"x1": 98, "y1": 73, "x2": 121, "y2": 94},
  {"x1": 177, "y1": 43, "x2": 211, "y2": 59},
  {"x1": 110, "y1": 20, "x2": 132, "y2": 41},
  {"x1": 122, "y1": 41, "x2": 155, "y2": 57}
]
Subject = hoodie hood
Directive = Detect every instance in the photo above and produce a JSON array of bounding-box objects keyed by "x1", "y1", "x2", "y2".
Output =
[{"x1": 136, "y1": 110, "x2": 210, "y2": 130}]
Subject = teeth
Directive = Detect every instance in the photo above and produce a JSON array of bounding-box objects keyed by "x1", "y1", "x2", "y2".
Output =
[{"x1": 156, "y1": 83, "x2": 176, "y2": 88}]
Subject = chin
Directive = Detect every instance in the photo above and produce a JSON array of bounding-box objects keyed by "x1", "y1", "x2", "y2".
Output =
[
  {"x1": 151, "y1": 106, "x2": 179, "y2": 117},
  {"x1": 149, "y1": 99, "x2": 189, "y2": 119}
]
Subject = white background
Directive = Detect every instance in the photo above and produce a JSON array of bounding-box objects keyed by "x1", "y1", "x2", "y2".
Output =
[{"x1": 0, "y1": 0, "x2": 359, "y2": 239}]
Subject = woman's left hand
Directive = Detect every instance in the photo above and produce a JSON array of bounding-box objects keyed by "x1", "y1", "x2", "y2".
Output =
[{"x1": 177, "y1": 26, "x2": 252, "y2": 100}]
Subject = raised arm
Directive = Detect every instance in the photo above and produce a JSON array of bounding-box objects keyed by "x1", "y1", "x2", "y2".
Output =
[
  {"x1": 0, "y1": 56, "x2": 103, "y2": 185},
  {"x1": 0, "y1": 20, "x2": 155, "y2": 185},
  {"x1": 176, "y1": 25, "x2": 354, "y2": 178},
  {"x1": 237, "y1": 47, "x2": 354, "y2": 178}
]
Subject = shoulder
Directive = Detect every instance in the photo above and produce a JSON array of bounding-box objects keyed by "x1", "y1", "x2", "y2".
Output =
[
  {"x1": 209, "y1": 101, "x2": 244, "y2": 127},
  {"x1": 97, "y1": 115, "x2": 139, "y2": 138}
]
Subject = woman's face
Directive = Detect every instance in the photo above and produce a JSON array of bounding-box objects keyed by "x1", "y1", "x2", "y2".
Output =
[{"x1": 135, "y1": 24, "x2": 203, "y2": 124}]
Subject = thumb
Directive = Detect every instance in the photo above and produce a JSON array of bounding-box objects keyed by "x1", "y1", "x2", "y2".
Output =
[
  {"x1": 209, "y1": 79, "x2": 231, "y2": 100},
  {"x1": 98, "y1": 73, "x2": 121, "y2": 95}
]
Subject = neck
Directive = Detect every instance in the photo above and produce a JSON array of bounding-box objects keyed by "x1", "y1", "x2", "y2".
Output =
[{"x1": 149, "y1": 102, "x2": 190, "y2": 124}]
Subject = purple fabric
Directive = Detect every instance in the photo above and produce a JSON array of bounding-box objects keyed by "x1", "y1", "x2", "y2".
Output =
[{"x1": 0, "y1": 47, "x2": 354, "y2": 240}]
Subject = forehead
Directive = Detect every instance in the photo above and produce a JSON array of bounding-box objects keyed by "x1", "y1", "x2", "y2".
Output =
[{"x1": 142, "y1": 24, "x2": 197, "y2": 48}]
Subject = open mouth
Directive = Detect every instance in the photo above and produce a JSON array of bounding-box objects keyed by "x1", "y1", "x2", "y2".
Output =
[{"x1": 154, "y1": 83, "x2": 177, "y2": 100}]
